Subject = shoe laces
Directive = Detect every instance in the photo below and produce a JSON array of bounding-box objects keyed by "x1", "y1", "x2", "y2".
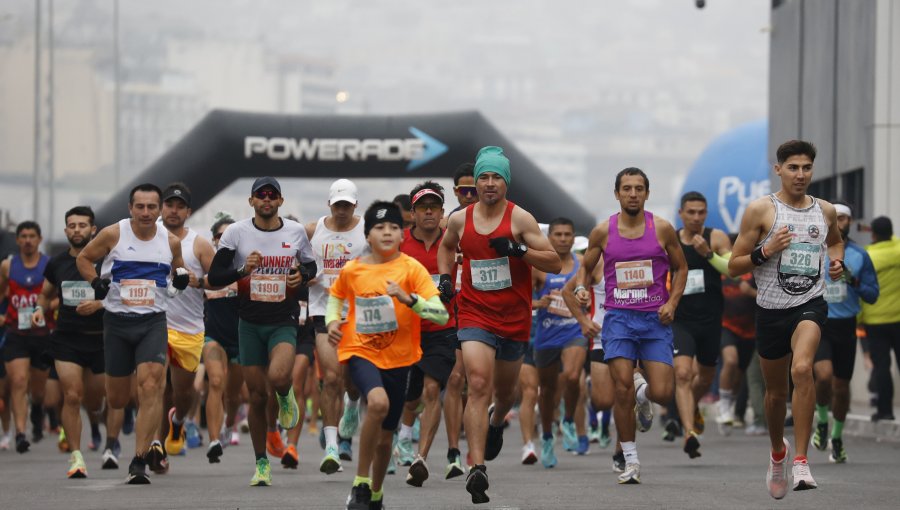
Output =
[{"x1": 793, "y1": 461, "x2": 810, "y2": 478}]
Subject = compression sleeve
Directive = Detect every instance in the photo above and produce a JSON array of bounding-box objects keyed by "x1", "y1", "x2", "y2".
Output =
[
  {"x1": 411, "y1": 295, "x2": 449, "y2": 326},
  {"x1": 709, "y1": 252, "x2": 732, "y2": 276},
  {"x1": 325, "y1": 295, "x2": 345, "y2": 326},
  {"x1": 206, "y1": 248, "x2": 242, "y2": 287}
]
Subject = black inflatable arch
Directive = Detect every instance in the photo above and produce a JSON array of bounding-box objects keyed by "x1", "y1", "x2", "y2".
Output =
[{"x1": 96, "y1": 109, "x2": 595, "y2": 232}]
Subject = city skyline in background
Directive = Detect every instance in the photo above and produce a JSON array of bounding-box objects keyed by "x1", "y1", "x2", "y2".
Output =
[{"x1": 0, "y1": 0, "x2": 769, "y2": 241}]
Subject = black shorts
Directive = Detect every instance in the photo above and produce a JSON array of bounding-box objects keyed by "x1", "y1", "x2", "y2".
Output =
[
  {"x1": 814, "y1": 317, "x2": 857, "y2": 380},
  {"x1": 295, "y1": 321, "x2": 316, "y2": 362},
  {"x1": 406, "y1": 329, "x2": 457, "y2": 401},
  {"x1": 672, "y1": 318, "x2": 721, "y2": 367},
  {"x1": 104, "y1": 312, "x2": 168, "y2": 377},
  {"x1": 312, "y1": 316, "x2": 328, "y2": 335},
  {"x1": 50, "y1": 331, "x2": 105, "y2": 375},
  {"x1": 756, "y1": 297, "x2": 827, "y2": 360},
  {"x1": 589, "y1": 348, "x2": 607, "y2": 364},
  {"x1": 522, "y1": 343, "x2": 535, "y2": 367},
  {"x1": 347, "y1": 356, "x2": 410, "y2": 431},
  {"x1": 2, "y1": 332, "x2": 52, "y2": 370},
  {"x1": 720, "y1": 328, "x2": 755, "y2": 372}
]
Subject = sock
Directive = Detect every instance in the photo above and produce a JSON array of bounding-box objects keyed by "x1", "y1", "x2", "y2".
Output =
[
  {"x1": 832, "y1": 419, "x2": 844, "y2": 439},
  {"x1": 105, "y1": 437, "x2": 118, "y2": 451},
  {"x1": 324, "y1": 426, "x2": 338, "y2": 449},
  {"x1": 719, "y1": 389, "x2": 733, "y2": 403},
  {"x1": 601, "y1": 410, "x2": 611, "y2": 434},
  {"x1": 371, "y1": 489, "x2": 383, "y2": 501},
  {"x1": 353, "y1": 475, "x2": 372, "y2": 487},
  {"x1": 636, "y1": 384, "x2": 648, "y2": 405},
  {"x1": 542, "y1": 432, "x2": 553, "y2": 441},
  {"x1": 447, "y1": 447, "x2": 460, "y2": 462},
  {"x1": 793, "y1": 454, "x2": 807, "y2": 464},
  {"x1": 345, "y1": 393, "x2": 360, "y2": 409},
  {"x1": 771, "y1": 445, "x2": 786, "y2": 462},
  {"x1": 255, "y1": 451, "x2": 267, "y2": 461},
  {"x1": 816, "y1": 404, "x2": 829, "y2": 424},
  {"x1": 172, "y1": 412, "x2": 184, "y2": 426},
  {"x1": 399, "y1": 424, "x2": 414, "y2": 441},
  {"x1": 563, "y1": 417, "x2": 573, "y2": 424},
  {"x1": 46, "y1": 407, "x2": 59, "y2": 429},
  {"x1": 91, "y1": 423, "x2": 101, "y2": 437},
  {"x1": 621, "y1": 441, "x2": 638, "y2": 464},
  {"x1": 30, "y1": 403, "x2": 43, "y2": 428},
  {"x1": 209, "y1": 439, "x2": 221, "y2": 447}
]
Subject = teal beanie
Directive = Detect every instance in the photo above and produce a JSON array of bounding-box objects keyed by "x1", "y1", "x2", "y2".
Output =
[{"x1": 474, "y1": 146, "x2": 510, "y2": 185}]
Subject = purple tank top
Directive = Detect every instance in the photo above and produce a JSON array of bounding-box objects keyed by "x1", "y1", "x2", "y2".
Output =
[{"x1": 604, "y1": 211, "x2": 670, "y2": 312}]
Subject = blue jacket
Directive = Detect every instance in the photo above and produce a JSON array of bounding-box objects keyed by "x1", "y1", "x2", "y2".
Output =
[{"x1": 825, "y1": 239, "x2": 879, "y2": 319}]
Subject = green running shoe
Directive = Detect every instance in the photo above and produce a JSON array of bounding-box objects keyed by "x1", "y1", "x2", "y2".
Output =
[{"x1": 250, "y1": 458, "x2": 272, "y2": 486}]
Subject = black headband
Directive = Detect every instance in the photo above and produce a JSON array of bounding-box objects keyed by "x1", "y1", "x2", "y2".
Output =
[{"x1": 364, "y1": 205, "x2": 405, "y2": 237}]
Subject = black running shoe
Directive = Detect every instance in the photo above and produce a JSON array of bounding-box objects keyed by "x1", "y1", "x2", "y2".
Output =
[
  {"x1": 484, "y1": 424, "x2": 504, "y2": 461},
  {"x1": 465, "y1": 464, "x2": 490, "y2": 504},
  {"x1": 15, "y1": 433, "x2": 30, "y2": 454},
  {"x1": 31, "y1": 427, "x2": 44, "y2": 444},
  {"x1": 662, "y1": 419, "x2": 679, "y2": 442},
  {"x1": 612, "y1": 451, "x2": 626, "y2": 473},
  {"x1": 346, "y1": 483, "x2": 372, "y2": 510},
  {"x1": 683, "y1": 431, "x2": 701, "y2": 459},
  {"x1": 126, "y1": 457, "x2": 150, "y2": 485},
  {"x1": 146, "y1": 443, "x2": 169, "y2": 474},
  {"x1": 812, "y1": 421, "x2": 828, "y2": 451},
  {"x1": 368, "y1": 499, "x2": 383, "y2": 510},
  {"x1": 207, "y1": 441, "x2": 224, "y2": 464}
]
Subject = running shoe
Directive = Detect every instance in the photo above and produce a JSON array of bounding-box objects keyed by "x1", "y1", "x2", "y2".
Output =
[
  {"x1": 792, "y1": 458, "x2": 817, "y2": 490},
  {"x1": 561, "y1": 420, "x2": 578, "y2": 452},
  {"x1": 0, "y1": 432, "x2": 11, "y2": 451},
  {"x1": 412, "y1": 417, "x2": 421, "y2": 442},
  {"x1": 281, "y1": 445, "x2": 299, "y2": 469},
  {"x1": 126, "y1": 457, "x2": 150, "y2": 485},
  {"x1": 276, "y1": 387, "x2": 301, "y2": 429},
  {"x1": 111, "y1": 438, "x2": 122, "y2": 459},
  {"x1": 15, "y1": 433, "x2": 30, "y2": 454},
  {"x1": 541, "y1": 436, "x2": 557, "y2": 468},
  {"x1": 89, "y1": 426, "x2": 102, "y2": 452},
  {"x1": 165, "y1": 408, "x2": 186, "y2": 456},
  {"x1": 661, "y1": 418, "x2": 679, "y2": 442},
  {"x1": 521, "y1": 441, "x2": 538, "y2": 465},
  {"x1": 618, "y1": 462, "x2": 641, "y2": 484},
  {"x1": 406, "y1": 454, "x2": 429, "y2": 487},
  {"x1": 67, "y1": 451, "x2": 87, "y2": 479},
  {"x1": 633, "y1": 373, "x2": 653, "y2": 433},
  {"x1": 465, "y1": 464, "x2": 490, "y2": 504},
  {"x1": 812, "y1": 421, "x2": 828, "y2": 451},
  {"x1": 484, "y1": 423, "x2": 505, "y2": 461},
  {"x1": 207, "y1": 440, "x2": 224, "y2": 464},
  {"x1": 599, "y1": 430, "x2": 612, "y2": 449},
  {"x1": 829, "y1": 437, "x2": 847, "y2": 464},
  {"x1": 612, "y1": 451, "x2": 626, "y2": 473},
  {"x1": 717, "y1": 397, "x2": 734, "y2": 437},
  {"x1": 576, "y1": 435, "x2": 590, "y2": 456},
  {"x1": 684, "y1": 430, "x2": 701, "y2": 459},
  {"x1": 266, "y1": 430, "x2": 286, "y2": 458},
  {"x1": 102, "y1": 447, "x2": 120, "y2": 470},
  {"x1": 766, "y1": 438, "x2": 790, "y2": 499},
  {"x1": 745, "y1": 423, "x2": 768, "y2": 436},
  {"x1": 397, "y1": 435, "x2": 415, "y2": 466},
  {"x1": 32, "y1": 423, "x2": 44, "y2": 444},
  {"x1": 239, "y1": 418, "x2": 251, "y2": 433},
  {"x1": 185, "y1": 420, "x2": 202, "y2": 449},
  {"x1": 346, "y1": 482, "x2": 372, "y2": 510},
  {"x1": 146, "y1": 442, "x2": 169, "y2": 474},
  {"x1": 387, "y1": 434, "x2": 398, "y2": 474},
  {"x1": 58, "y1": 427, "x2": 69, "y2": 453},
  {"x1": 320, "y1": 444, "x2": 342, "y2": 474},
  {"x1": 445, "y1": 451, "x2": 465, "y2": 479},
  {"x1": 339, "y1": 403, "x2": 360, "y2": 439},
  {"x1": 589, "y1": 425, "x2": 601, "y2": 444},
  {"x1": 250, "y1": 458, "x2": 272, "y2": 486},
  {"x1": 339, "y1": 436, "x2": 353, "y2": 461},
  {"x1": 369, "y1": 499, "x2": 384, "y2": 510},
  {"x1": 229, "y1": 430, "x2": 241, "y2": 446},
  {"x1": 694, "y1": 407, "x2": 705, "y2": 435}
]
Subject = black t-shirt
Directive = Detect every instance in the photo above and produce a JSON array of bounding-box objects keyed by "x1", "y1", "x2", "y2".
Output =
[
  {"x1": 674, "y1": 228, "x2": 724, "y2": 323},
  {"x1": 43, "y1": 251, "x2": 104, "y2": 333}
]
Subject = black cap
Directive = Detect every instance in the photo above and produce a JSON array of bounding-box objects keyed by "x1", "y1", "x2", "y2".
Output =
[
  {"x1": 251, "y1": 176, "x2": 282, "y2": 194},
  {"x1": 162, "y1": 184, "x2": 191, "y2": 207}
]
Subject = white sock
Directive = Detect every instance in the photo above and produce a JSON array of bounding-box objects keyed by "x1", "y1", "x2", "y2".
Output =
[
  {"x1": 399, "y1": 424, "x2": 414, "y2": 442},
  {"x1": 596, "y1": 411, "x2": 603, "y2": 423},
  {"x1": 635, "y1": 384, "x2": 649, "y2": 405},
  {"x1": 209, "y1": 439, "x2": 220, "y2": 447},
  {"x1": 344, "y1": 393, "x2": 359, "y2": 409},
  {"x1": 324, "y1": 426, "x2": 338, "y2": 449},
  {"x1": 719, "y1": 389, "x2": 734, "y2": 404},
  {"x1": 172, "y1": 413, "x2": 184, "y2": 426},
  {"x1": 621, "y1": 441, "x2": 639, "y2": 465}
]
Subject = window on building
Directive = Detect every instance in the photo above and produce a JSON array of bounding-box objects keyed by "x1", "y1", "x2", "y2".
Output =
[
  {"x1": 841, "y1": 168, "x2": 864, "y2": 216},
  {"x1": 808, "y1": 176, "x2": 836, "y2": 201}
]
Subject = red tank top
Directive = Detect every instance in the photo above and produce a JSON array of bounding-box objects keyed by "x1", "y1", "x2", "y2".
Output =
[
  {"x1": 400, "y1": 227, "x2": 455, "y2": 333},
  {"x1": 4, "y1": 253, "x2": 51, "y2": 335},
  {"x1": 457, "y1": 201, "x2": 532, "y2": 341}
]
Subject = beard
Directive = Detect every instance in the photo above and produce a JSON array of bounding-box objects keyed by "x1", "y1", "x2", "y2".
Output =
[
  {"x1": 840, "y1": 226, "x2": 850, "y2": 239},
  {"x1": 623, "y1": 206, "x2": 641, "y2": 217},
  {"x1": 68, "y1": 236, "x2": 89, "y2": 248},
  {"x1": 256, "y1": 207, "x2": 277, "y2": 219}
]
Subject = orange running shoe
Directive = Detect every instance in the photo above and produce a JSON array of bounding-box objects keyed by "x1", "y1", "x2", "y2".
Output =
[{"x1": 267, "y1": 430, "x2": 286, "y2": 458}]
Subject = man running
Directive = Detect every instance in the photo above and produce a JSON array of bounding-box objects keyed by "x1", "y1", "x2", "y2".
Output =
[
  {"x1": 306, "y1": 178, "x2": 367, "y2": 474},
  {"x1": 76, "y1": 183, "x2": 190, "y2": 484},
  {"x1": 33, "y1": 206, "x2": 124, "y2": 477},
  {"x1": 574, "y1": 167, "x2": 686, "y2": 484},
  {"x1": 438, "y1": 146, "x2": 561, "y2": 504},
  {"x1": 729, "y1": 140, "x2": 844, "y2": 498},
  {"x1": 207, "y1": 176, "x2": 315, "y2": 486},
  {"x1": 671, "y1": 191, "x2": 732, "y2": 459},
  {"x1": 1, "y1": 221, "x2": 52, "y2": 454},
  {"x1": 812, "y1": 201, "x2": 878, "y2": 463}
]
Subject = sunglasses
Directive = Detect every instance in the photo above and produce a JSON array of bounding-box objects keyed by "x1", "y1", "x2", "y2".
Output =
[
  {"x1": 254, "y1": 189, "x2": 280, "y2": 200},
  {"x1": 454, "y1": 185, "x2": 477, "y2": 197},
  {"x1": 414, "y1": 202, "x2": 442, "y2": 212}
]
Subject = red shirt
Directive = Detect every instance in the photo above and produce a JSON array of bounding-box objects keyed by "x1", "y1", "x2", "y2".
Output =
[
  {"x1": 400, "y1": 227, "x2": 455, "y2": 333},
  {"x1": 457, "y1": 201, "x2": 532, "y2": 341}
]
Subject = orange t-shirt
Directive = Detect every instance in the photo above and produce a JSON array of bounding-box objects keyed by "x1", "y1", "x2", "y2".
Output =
[{"x1": 331, "y1": 253, "x2": 439, "y2": 370}]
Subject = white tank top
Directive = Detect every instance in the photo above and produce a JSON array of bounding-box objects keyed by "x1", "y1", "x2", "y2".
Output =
[
  {"x1": 308, "y1": 215, "x2": 367, "y2": 316},
  {"x1": 166, "y1": 228, "x2": 205, "y2": 334},
  {"x1": 754, "y1": 194, "x2": 828, "y2": 309},
  {"x1": 101, "y1": 219, "x2": 173, "y2": 315}
]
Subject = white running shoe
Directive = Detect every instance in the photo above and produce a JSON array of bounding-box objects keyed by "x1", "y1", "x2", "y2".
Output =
[
  {"x1": 229, "y1": 430, "x2": 241, "y2": 446},
  {"x1": 792, "y1": 459, "x2": 817, "y2": 491},
  {"x1": 633, "y1": 373, "x2": 653, "y2": 433},
  {"x1": 0, "y1": 433, "x2": 11, "y2": 451},
  {"x1": 521, "y1": 442, "x2": 538, "y2": 465},
  {"x1": 617, "y1": 462, "x2": 641, "y2": 484},
  {"x1": 766, "y1": 438, "x2": 791, "y2": 499},
  {"x1": 717, "y1": 399, "x2": 735, "y2": 436}
]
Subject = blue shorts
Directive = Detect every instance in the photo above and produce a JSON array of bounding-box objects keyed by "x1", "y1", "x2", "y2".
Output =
[
  {"x1": 347, "y1": 356, "x2": 410, "y2": 431},
  {"x1": 458, "y1": 327, "x2": 528, "y2": 362},
  {"x1": 601, "y1": 308, "x2": 673, "y2": 366}
]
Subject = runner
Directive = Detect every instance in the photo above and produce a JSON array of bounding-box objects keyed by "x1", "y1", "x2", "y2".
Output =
[
  {"x1": 574, "y1": 167, "x2": 686, "y2": 484},
  {"x1": 729, "y1": 140, "x2": 844, "y2": 498},
  {"x1": 206, "y1": 176, "x2": 315, "y2": 486},
  {"x1": 76, "y1": 183, "x2": 190, "y2": 484},
  {"x1": 32, "y1": 206, "x2": 125, "y2": 477},
  {"x1": 532, "y1": 217, "x2": 589, "y2": 468},
  {"x1": 305, "y1": 178, "x2": 368, "y2": 474},
  {"x1": 282, "y1": 281, "x2": 316, "y2": 469},
  {"x1": 437, "y1": 146, "x2": 561, "y2": 503},
  {"x1": 396, "y1": 181, "x2": 459, "y2": 487},
  {"x1": 1, "y1": 221, "x2": 51, "y2": 454},
  {"x1": 671, "y1": 191, "x2": 732, "y2": 459},
  {"x1": 329, "y1": 200, "x2": 448, "y2": 510},
  {"x1": 517, "y1": 332, "x2": 539, "y2": 466},
  {"x1": 813, "y1": 201, "x2": 878, "y2": 463}
]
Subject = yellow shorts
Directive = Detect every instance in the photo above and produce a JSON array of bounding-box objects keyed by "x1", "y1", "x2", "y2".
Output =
[{"x1": 167, "y1": 329, "x2": 204, "y2": 373}]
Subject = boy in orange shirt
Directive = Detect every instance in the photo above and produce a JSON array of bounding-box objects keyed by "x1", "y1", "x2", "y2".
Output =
[{"x1": 327, "y1": 201, "x2": 448, "y2": 510}]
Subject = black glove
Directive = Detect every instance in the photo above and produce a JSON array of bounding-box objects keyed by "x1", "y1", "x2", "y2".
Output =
[
  {"x1": 438, "y1": 273, "x2": 455, "y2": 303},
  {"x1": 488, "y1": 237, "x2": 528, "y2": 258},
  {"x1": 172, "y1": 269, "x2": 190, "y2": 290},
  {"x1": 91, "y1": 277, "x2": 111, "y2": 300},
  {"x1": 300, "y1": 261, "x2": 317, "y2": 285}
]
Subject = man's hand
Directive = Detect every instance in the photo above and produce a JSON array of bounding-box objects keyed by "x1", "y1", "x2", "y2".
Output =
[
  {"x1": 31, "y1": 307, "x2": 46, "y2": 328},
  {"x1": 691, "y1": 234, "x2": 712, "y2": 258},
  {"x1": 533, "y1": 294, "x2": 552, "y2": 309},
  {"x1": 574, "y1": 286, "x2": 591, "y2": 308},
  {"x1": 91, "y1": 277, "x2": 111, "y2": 300},
  {"x1": 327, "y1": 320, "x2": 343, "y2": 346},
  {"x1": 657, "y1": 302, "x2": 676, "y2": 325},
  {"x1": 287, "y1": 266, "x2": 302, "y2": 288},
  {"x1": 764, "y1": 226, "x2": 793, "y2": 256},
  {"x1": 829, "y1": 259, "x2": 844, "y2": 282},
  {"x1": 437, "y1": 274, "x2": 454, "y2": 303},
  {"x1": 580, "y1": 320, "x2": 601, "y2": 340},
  {"x1": 75, "y1": 300, "x2": 104, "y2": 316},
  {"x1": 244, "y1": 251, "x2": 263, "y2": 274},
  {"x1": 488, "y1": 237, "x2": 527, "y2": 258}
]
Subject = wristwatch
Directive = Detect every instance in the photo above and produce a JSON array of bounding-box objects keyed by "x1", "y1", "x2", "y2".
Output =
[
  {"x1": 237, "y1": 265, "x2": 247, "y2": 277},
  {"x1": 407, "y1": 293, "x2": 419, "y2": 307}
]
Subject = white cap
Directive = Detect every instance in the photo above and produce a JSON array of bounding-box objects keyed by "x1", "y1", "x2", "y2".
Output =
[
  {"x1": 573, "y1": 236, "x2": 589, "y2": 252},
  {"x1": 329, "y1": 179, "x2": 358, "y2": 205}
]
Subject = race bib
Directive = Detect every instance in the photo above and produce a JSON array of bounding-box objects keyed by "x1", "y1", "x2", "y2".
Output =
[
  {"x1": 547, "y1": 290, "x2": 573, "y2": 318},
  {"x1": 684, "y1": 269, "x2": 706, "y2": 296},
  {"x1": 471, "y1": 257, "x2": 512, "y2": 291},
  {"x1": 355, "y1": 295, "x2": 398, "y2": 335},
  {"x1": 17, "y1": 306, "x2": 34, "y2": 330},
  {"x1": 121, "y1": 279, "x2": 156, "y2": 307},
  {"x1": 779, "y1": 243, "x2": 820, "y2": 276},
  {"x1": 61, "y1": 281, "x2": 94, "y2": 306},
  {"x1": 204, "y1": 283, "x2": 238, "y2": 300},
  {"x1": 824, "y1": 280, "x2": 848, "y2": 303},
  {"x1": 614, "y1": 260, "x2": 653, "y2": 289},
  {"x1": 250, "y1": 274, "x2": 287, "y2": 302}
]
